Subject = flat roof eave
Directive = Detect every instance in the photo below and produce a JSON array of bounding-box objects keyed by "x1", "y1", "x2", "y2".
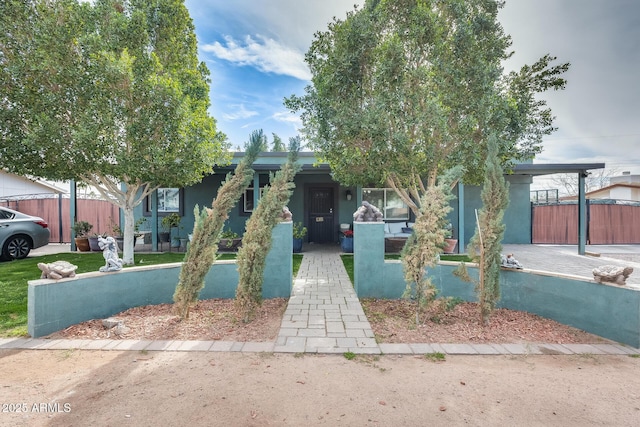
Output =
[{"x1": 512, "y1": 163, "x2": 606, "y2": 176}]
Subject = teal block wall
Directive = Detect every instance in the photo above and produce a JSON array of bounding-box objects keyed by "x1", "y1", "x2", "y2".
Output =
[
  {"x1": 499, "y1": 270, "x2": 640, "y2": 347},
  {"x1": 353, "y1": 227, "x2": 640, "y2": 347},
  {"x1": 354, "y1": 222, "x2": 385, "y2": 296},
  {"x1": 28, "y1": 223, "x2": 293, "y2": 338},
  {"x1": 263, "y1": 222, "x2": 293, "y2": 298}
]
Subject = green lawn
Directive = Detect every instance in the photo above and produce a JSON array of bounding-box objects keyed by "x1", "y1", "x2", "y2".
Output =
[
  {"x1": 340, "y1": 253, "x2": 472, "y2": 284},
  {"x1": 0, "y1": 252, "x2": 304, "y2": 337}
]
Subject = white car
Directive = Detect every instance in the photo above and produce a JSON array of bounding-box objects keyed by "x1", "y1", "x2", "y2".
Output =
[{"x1": 0, "y1": 206, "x2": 50, "y2": 260}]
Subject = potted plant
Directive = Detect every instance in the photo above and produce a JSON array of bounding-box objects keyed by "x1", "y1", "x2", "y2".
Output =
[
  {"x1": 88, "y1": 233, "x2": 104, "y2": 252},
  {"x1": 443, "y1": 223, "x2": 458, "y2": 254},
  {"x1": 341, "y1": 229, "x2": 354, "y2": 253},
  {"x1": 160, "y1": 213, "x2": 180, "y2": 243},
  {"x1": 72, "y1": 221, "x2": 92, "y2": 252},
  {"x1": 292, "y1": 222, "x2": 307, "y2": 253},
  {"x1": 134, "y1": 217, "x2": 147, "y2": 245},
  {"x1": 218, "y1": 228, "x2": 242, "y2": 252},
  {"x1": 108, "y1": 218, "x2": 125, "y2": 250}
]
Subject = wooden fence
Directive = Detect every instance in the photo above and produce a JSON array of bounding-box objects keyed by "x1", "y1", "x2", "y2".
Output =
[
  {"x1": 532, "y1": 202, "x2": 640, "y2": 244},
  {"x1": 1, "y1": 198, "x2": 120, "y2": 243}
]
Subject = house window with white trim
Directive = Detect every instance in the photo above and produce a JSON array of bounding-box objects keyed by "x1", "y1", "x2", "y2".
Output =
[
  {"x1": 243, "y1": 188, "x2": 255, "y2": 214},
  {"x1": 157, "y1": 188, "x2": 180, "y2": 212},
  {"x1": 144, "y1": 187, "x2": 183, "y2": 216},
  {"x1": 362, "y1": 188, "x2": 409, "y2": 220}
]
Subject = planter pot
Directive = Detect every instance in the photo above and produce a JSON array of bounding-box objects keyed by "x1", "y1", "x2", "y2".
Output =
[
  {"x1": 218, "y1": 238, "x2": 242, "y2": 252},
  {"x1": 159, "y1": 232, "x2": 171, "y2": 243},
  {"x1": 88, "y1": 236, "x2": 101, "y2": 251},
  {"x1": 443, "y1": 238, "x2": 458, "y2": 254},
  {"x1": 115, "y1": 237, "x2": 124, "y2": 251},
  {"x1": 292, "y1": 237, "x2": 303, "y2": 253},
  {"x1": 179, "y1": 238, "x2": 189, "y2": 250},
  {"x1": 74, "y1": 237, "x2": 90, "y2": 252},
  {"x1": 341, "y1": 237, "x2": 353, "y2": 253}
]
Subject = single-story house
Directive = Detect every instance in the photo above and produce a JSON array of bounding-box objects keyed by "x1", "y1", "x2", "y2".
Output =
[{"x1": 132, "y1": 152, "x2": 605, "y2": 254}]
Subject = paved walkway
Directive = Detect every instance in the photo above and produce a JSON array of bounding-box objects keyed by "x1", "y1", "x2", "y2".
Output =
[
  {"x1": 274, "y1": 244, "x2": 379, "y2": 354},
  {"x1": 3, "y1": 243, "x2": 640, "y2": 355}
]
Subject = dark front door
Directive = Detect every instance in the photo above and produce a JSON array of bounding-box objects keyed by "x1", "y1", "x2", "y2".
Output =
[{"x1": 308, "y1": 187, "x2": 334, "y2": 243}]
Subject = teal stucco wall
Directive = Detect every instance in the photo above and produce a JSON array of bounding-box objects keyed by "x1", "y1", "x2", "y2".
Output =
[
  {"x1": 456, "y1": 175, "x2": 533, "y2": 251},
  {"x1": 353, "y1": 222, "x2": 640, "y2": 348},
  {"x1": 28, "y1": 223, "x2": 293, "y2": 338}
]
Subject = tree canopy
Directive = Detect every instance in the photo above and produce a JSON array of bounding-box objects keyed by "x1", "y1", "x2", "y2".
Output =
[
  {"x1": 286, "y1": 0, "x2": 569, "y2": 210},
  {"x1": 0, "y1": 0, "x2": 229, "y2": 263}
]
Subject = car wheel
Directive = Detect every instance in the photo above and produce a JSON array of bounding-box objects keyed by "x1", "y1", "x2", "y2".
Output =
[{"x1": 3, "y1": 235, "x2": 32, "y2": 260}]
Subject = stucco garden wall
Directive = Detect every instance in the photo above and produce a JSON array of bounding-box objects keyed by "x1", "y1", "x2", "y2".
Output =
[
  {"x1": 353, "y1": 222, "x2": 640, "y2": 348},
  {"x1": 28, "y1": 223, "x2": 292, "y2": 338}
]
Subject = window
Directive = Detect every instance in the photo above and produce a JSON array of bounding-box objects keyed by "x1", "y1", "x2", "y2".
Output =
[
  {"x1": 157, "y1": 188, "x2": 180, "y2": 212},
  {"x1": 144, "y1": 188, "x2": 183, "y2": 216},
  {"x1": 243, "y1": 188, "x2": 255, "y2": 214},
  {"x1": 362, "y1": 188, "x2": 409, "y2": 220}
]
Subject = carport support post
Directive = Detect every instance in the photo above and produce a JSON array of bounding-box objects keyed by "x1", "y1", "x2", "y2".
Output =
[
  {"x1": 457, "y1": 183, "x2": 464, "y2": 254},
  {"x1": 70, "y1": 180, "x2": 77, "y2": 251},
  {"x1": 578, "y1": 172, "x2": 587, "y2": 255},
  {"x1": 151, "y1": 190, "x2": 158, "y2": 252}
]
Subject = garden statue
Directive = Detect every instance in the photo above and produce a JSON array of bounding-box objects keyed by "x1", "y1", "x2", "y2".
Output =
[
  {"x1": 501, "y1": 254, "x2": 523, "y2": 269},
  {"x1": 98, "y1": 236, "x2": 123, "y2": 272},
  {"x1": 592, "y1": 265, "x2": 633, "y2": 285},
  {"x1": 38, "y1": 261, "x2": 78, "y2": 280},
  {"x1": 281, "y1": 206, "x2": 293, "y2": 221},
  {"x1": 353, "y1": 201, "x2": 383, "y2": 222}
]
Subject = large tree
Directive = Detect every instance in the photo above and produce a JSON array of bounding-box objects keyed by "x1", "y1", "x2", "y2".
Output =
[
  {"x1": 0, "y1": 0, "x2": 229, "y2": 264},
  {"x1": 286, "y1": 0, "x2": 568, "y2": 313},
  {"x1": 286, "y1": 0, "x2": 568, "y2": 203}
]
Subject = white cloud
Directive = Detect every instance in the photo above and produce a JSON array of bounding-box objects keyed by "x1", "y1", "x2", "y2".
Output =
[
  {"x1": 202, "y1": 35, "x2": 312, "y2": 81},
  {"x1": 222, "y1": 104, "x2": 259, "y2": 121},
  {"x1": 272, "y1": 111, "x2": 301, "y2": 125}
]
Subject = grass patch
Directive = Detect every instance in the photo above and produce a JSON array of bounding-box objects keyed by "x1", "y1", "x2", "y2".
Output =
[
  {"x1": 384, "y1": 253, "x2": 472, "y2": 262},
  {"x1": 292, "y1": 254, "x2": 303, "y2": 278},
  {"x1": 0, "y1": 251, "x2": 303, "y2": 337},
  {"x1": 343, "y1": 351, "x2": 356, "y2": 360},
  {"x1": 340, "y1": 254, "x2": 354, "y2": 284},
  {"x1": 424, "y1": 352, "x2": 446, "y2": 362},
  {"x1": 340, "y1": 253, "x2": 472, "y2": 285}
]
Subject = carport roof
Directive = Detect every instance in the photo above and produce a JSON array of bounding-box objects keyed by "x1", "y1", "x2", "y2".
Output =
[{"x1": 511, "y1": 163, "x2": 605, "y2": 176}]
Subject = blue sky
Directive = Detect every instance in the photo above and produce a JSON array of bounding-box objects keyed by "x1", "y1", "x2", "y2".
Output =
[{"x1": 184, "y1": 0, "x2": 640, "y2": 186}]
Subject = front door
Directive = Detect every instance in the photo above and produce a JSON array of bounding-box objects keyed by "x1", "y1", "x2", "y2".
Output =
[{"x1": 308, "y1": 187, "x2": 334, "y2": 243}]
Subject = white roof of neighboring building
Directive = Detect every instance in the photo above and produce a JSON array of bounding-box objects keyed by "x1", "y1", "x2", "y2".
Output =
[{"x1": 0, "y1": 170, "x2": 66, "y2": 199}]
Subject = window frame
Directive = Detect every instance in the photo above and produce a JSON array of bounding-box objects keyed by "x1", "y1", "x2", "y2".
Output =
[
  {"x1": 143, "y1": 187, "x2": 184, "y2": 217},
  {"x1": 362, "y1": 187, "x2": 410, "y2": 220}
]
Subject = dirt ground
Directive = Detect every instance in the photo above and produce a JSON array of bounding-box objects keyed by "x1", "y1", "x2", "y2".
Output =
[
  {"x1": 1, "y1": 349, "x2": 640, "y2": 426},
  {"x1": 46, "y1": 299, "x2": 609, "y2": 346},
  {"x1": 4, "y1": 267, "x2": 636, "y2": 426}
]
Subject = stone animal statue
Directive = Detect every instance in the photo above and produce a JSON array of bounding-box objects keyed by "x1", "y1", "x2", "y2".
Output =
[
  {"x1": 592, "y1": 265, "x2": 633, "y2": 285},
  {"x1": 353, "y1": 201, "x2": 383, "y2": 222},
  {"x1": 281, "y1": 206, "x2": 293, "y2": 221},
  {"x1": 501, "y1": 254, "x2": 523, "y2": 269},
  {"x1": 38, "y1": 261, "x2": 78, "y2": 280},
  {"x1": 98, "y1": 236, "x2": 124, "y2": 272}
]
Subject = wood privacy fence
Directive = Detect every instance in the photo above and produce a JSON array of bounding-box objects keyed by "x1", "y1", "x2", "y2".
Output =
[
  {"x1": 532, "y1": 201, "x2": 640, "y2": 244},
  {"x1": 1, "y1": 198, "x2": 120, "y2": 243}
]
